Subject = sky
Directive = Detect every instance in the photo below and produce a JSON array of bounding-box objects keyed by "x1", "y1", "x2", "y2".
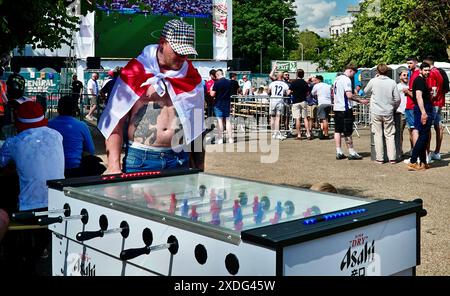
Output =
[{"x1": 294, "y1": 0, "x2": 361, "y2": 37}]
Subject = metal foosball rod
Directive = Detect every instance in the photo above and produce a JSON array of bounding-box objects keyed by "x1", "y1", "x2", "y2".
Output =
[
  {"x1": 37, "y1": 208, "x2": 89, "y2": 226},
  {"x1": 76, "y1": 215, "x2": 129, "y2": 241}
]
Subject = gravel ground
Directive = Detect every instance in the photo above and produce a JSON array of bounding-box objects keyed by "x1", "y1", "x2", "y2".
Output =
[{"x1": 92, "y1": 125, "x2": 450, "y2": 276}]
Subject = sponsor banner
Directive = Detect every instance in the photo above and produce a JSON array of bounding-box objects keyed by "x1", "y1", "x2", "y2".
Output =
[{"x1": 213, "y1": 0, "x2": 232, "y2": 60}]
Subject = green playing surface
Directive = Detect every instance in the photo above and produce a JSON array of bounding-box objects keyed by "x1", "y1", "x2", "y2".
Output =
[{"x1": 94, "y1": 12, "x2": 213, "y2": 59}]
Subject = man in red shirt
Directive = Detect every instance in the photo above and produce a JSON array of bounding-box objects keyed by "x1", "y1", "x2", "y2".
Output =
[
  {"x1": 205, "y1": 69, "x2": 217, "y2": 117},
  {"x1": 423, "y1": 55, "x2": 445, "y2": 161},
  {"x1": 403, "y1": 56, "x2": 420, "y2": 159}
]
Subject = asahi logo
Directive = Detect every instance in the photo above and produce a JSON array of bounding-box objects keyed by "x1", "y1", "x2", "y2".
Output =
[
  {"x1": 68, "y1": 253, "x2": 96, "y2": 276},
  {"x1": 340, "y1": 233, "x2": 376, "y2": 276}
]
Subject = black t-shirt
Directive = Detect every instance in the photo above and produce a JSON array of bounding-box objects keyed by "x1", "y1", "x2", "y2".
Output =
[
  {"x1": 230, "y1": 79, "x2": 239, "y2": 96},
  {"x1": 412, "y1": 75, "x2": 431, "y2": 106},
  {"x1": 289, "y1": 79, "x2": 309, "y2": 103},
  {"x1": 72, "y1": 80, "x2": 83, "y2": 94},
  {"x1": 212, "y1": 78, "x2": 232, "y2": 106}
]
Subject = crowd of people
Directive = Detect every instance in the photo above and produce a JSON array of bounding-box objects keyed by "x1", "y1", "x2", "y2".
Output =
[
  {"x1": 0, "y1": 18, "x2": 449, "y2": 274},
  {"x1": 102, "y1": 0, "x2": 213, "y2": 17}
]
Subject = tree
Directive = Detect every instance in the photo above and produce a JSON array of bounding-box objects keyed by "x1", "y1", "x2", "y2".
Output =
[
  {"x1": 289, "y1": 31, "x2": 321, "y2": 61},
  {"x1": 233, "y1": 0, "x2": 297, "y2": 72},
  {"x1": 324, "y1": 0, "x2": 448, "y2": 71},
  {"x1": 412, "y1": 0, "x2": 450, "y2": 59},
  {"x1": 0, "y1": 0, "x2": 78, "y2": 59}
]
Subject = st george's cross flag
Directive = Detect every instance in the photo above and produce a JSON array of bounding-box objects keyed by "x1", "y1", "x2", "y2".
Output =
[{"x1": 98, "y1": 44, "x2": 205, "y2": 144}]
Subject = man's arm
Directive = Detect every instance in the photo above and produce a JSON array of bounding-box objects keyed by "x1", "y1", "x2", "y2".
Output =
[
  {"x1": 269, "y1": 66, "x2": 277, "y2": 81},
  {"x1": 348, "y1": 90, "x2": 369, "y2": 105},
  {"x1": 104, "y1": 114, "x2": 127, "y2": 174},
  {"x1": 393, "y1": 84, "x2": 401, "y2": 110}
]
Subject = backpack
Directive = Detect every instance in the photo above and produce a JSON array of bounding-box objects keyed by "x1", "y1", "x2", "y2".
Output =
[{"x1": 437, "y1": 68, "x2": 449, "y2": 94}]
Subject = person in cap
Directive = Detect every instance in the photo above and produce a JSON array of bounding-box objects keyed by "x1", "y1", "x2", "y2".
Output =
[
  {"x1": 1, "y1": 73, "x2": 33, "y2": 137},
  {"x1": 0, "y1": 102, "x2": 64, "y2": 273},
  {"x1": 0, "y1": 101, "x2": 64, "y2": 213},
  {"x1": 98, "y1": 19, "x2": 204, "y2": 174}
]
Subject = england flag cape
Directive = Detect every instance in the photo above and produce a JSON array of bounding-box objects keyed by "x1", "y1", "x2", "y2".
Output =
[{"x1": 98, "y1": 44, "x2": 205, "y2": 144}]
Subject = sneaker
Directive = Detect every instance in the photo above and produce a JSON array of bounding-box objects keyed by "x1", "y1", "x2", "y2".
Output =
[
  {"x1": 217, "y1": 138, "x2": 223, "y2": 144},
  {"x1": 228, "y1": 138, "x2": 234, "y2": 144},
  {"x1": 336, "y1": 153, "x2": 347, "y2": 160},
  {"x1": 375, "y1": 160, "x2": 384, "y2": 164},
  {"x1": 422, "y1": 163, "x2": 431, "y2": 169},
  {"x1": 272, "y1": 133, "x2": 277, "y2": 139},
  {"x1": 430, "y1": 152, "x2": 441, "y2": 160},
  {"x1": 427, "y1": 154, "x2": 434, "y2": 164},
  {"x1": 276, "y1": 134, "x2": 286, "y2": 140},
  {"x1": 408, "y1": 162, "x2": 425, "y2": 171},
  {"x1": 348, "y1": 153, "x2": 363, "y2": 160},
  {"x1": 403, "y1": 158, "x2": 411, "y2": 164}
]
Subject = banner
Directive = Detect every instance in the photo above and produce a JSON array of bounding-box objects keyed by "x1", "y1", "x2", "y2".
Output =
[{"x1": 213, "y1": 0, "x2": 232, "y2": 60}]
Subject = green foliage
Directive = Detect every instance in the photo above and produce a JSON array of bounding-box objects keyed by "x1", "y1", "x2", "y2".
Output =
[
  {"x1": 412, "y1": 0, "x2": 450, "y2": 58},
  {"x1": 233, "y1": 0, "x2": 297, "y2": 71},
  {"x1": 289, "y1": 31, "x2": 321, "y2": 61},
  {"x1": 0, "y1": 0, "x2": 78, "y2": 57},
  {"x1": 325, "y1": 0, "x2": 449, "y2": 71}
]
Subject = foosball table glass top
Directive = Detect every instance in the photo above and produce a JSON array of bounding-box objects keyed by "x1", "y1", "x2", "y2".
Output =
[{"x1": 64, "y1": 173, "x2": 370, "y2": 235}]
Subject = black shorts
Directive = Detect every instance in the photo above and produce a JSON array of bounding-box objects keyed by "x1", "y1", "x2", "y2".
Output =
[{"x1": 334, "y1": 110, "x2": 354, "y2": 137}]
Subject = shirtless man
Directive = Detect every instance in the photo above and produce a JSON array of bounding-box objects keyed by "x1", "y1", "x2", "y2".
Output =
[{"x1": 98, "y1": 20, "x2": 204, "y2": 174}]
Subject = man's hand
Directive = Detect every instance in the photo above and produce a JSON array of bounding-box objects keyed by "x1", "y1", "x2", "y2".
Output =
[
  {"x1": 421, "y1": 113, "x2": 428, "y2": 125},
  {"x1": 359, "y1": 99, "x2": 370, "y2": 105},
  {"x1": 144, "y1": 85, "x2": 167, "y2": 101}
]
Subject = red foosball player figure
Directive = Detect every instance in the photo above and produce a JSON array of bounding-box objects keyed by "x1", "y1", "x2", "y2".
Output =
[
  {"x1": 190, "y1": 205, "x2": 199, "y2": 221},
  {"x1": 169, "y1": 193, "x2": 177, "y2": 214},
  {"x1": 144, "y1": 192, "x2": 155, "y2": 208}
]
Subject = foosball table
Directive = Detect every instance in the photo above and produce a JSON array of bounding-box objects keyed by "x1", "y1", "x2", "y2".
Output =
[{"x1": 38, "y1": 169, "x2": 425, "y2": 276}]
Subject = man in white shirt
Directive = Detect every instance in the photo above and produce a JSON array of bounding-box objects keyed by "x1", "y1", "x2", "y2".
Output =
[
  {"x1": 268, "y1": 72, "x2": 289, "y2": 140},
  {"x1": 0, "y1": 101, "x2": 64, "y2": 212},
  {"x1": 85, "y1": 72, "x2": 99, "y2": 121},
  {"x1": 397, "y1": 70, "x2": 409, "y2": 156},
  {"x1": 311, "y1": 75, "x2": 332, "y2": 139},
  {"x1": 242, "y1": 75, "x2": 253, "y2": 96},
  {"x1": 333, "y1": 64, "x2": 369, "y2": 160}
]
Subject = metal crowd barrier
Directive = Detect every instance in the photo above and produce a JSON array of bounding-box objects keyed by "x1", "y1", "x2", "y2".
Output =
[
  {"x1": 230, "y1": 95, "x2": 293, "y2": 133},
  {"x1": 23, "y1": 92, "x2": 106, "y2": 123}
]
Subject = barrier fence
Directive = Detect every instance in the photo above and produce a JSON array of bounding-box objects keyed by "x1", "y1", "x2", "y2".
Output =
[{"x1": 14, "y1": 92, "x2": 450, "y2": 137}]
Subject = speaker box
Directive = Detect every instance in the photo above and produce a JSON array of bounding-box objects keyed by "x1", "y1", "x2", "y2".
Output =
[{"x1": 86, "y1": 57, "x2": 101, "y2": 69}]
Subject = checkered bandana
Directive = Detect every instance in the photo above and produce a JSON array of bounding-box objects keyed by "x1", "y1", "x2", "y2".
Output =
[{"x1": 161, "y1": 19, "x2": 198, "y2": 56}]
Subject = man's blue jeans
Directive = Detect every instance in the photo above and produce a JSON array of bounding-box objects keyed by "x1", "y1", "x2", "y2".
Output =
[
  {"x1": 123, "y1": 145, "x2": 189, "y2": 173},
  {"x1": 410, "y1": 104, "x2": 432, "y2": 164}
]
